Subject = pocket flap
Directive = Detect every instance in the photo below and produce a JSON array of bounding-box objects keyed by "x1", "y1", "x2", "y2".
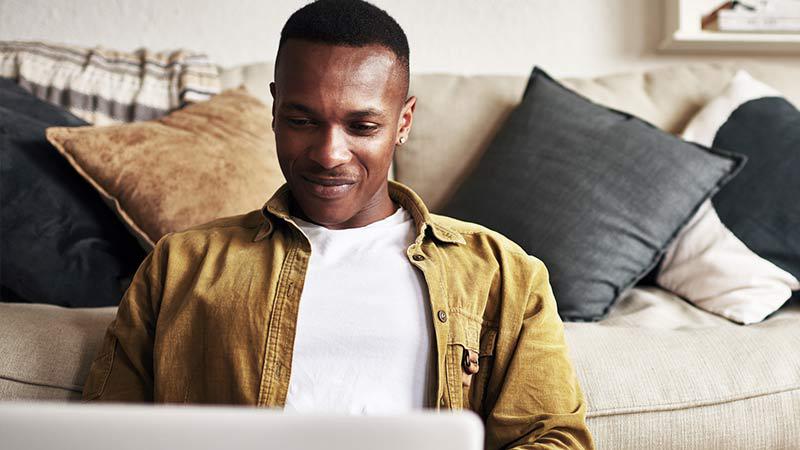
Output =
[
  {"x1": 448, "y1": 311, "x2": 497, "y2": 357},
  {"x1": 448, "y1": 313, "x2": 481, "y2": 352}
]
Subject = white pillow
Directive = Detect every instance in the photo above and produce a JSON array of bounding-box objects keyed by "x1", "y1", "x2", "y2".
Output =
[
  {"x1": 656, "y1": 70, "x2": 800, "y2": 325},
  {"x1": 682, "y1": 71, "x2": 783, "y2": 147}
]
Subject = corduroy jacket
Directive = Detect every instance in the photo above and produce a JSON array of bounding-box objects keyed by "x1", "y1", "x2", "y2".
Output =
[{"x1": 82, "y1": 180, "x2": 594, "y2": 450}]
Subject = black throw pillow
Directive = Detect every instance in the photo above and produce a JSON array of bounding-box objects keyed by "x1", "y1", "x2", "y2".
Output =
[
  {"x1": 441, "y1": 67, "x2": 744, "y2": 321},
  {"x1": 0, "y1": 78, "x2": 145, "y2": 307},
  {"x1": 712, "y1": 96, "x2": 800, "y2": 281}
]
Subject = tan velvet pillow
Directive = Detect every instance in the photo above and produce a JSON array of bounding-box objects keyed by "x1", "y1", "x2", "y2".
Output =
[{"x1": 46, "y1": 88, "x2": 284, "y2": 249}]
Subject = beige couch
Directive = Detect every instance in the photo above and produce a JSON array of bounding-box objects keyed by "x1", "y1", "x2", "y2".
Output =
[{"x1": 2, "y1": 61, "x2": 799, "y2": 450}]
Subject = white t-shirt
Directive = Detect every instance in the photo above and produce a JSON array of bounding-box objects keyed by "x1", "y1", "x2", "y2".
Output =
[{"x1": 284, "y1": 205, "x2": 434, "y2": 414}]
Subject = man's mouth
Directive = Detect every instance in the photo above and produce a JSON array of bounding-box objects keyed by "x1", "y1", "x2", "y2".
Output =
[{"x1": 301, "y1": 175, "x2": 358, "y2": 199}]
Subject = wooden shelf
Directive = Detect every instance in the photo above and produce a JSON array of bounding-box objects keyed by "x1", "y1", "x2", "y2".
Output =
[{"x1": 660, "y1": 0, "x2": 800, "y2": 53}]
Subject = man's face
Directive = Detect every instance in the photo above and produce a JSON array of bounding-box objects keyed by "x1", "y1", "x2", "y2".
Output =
[{"x1": 270, "y1": 39, "x2": 415, "y2": 229}]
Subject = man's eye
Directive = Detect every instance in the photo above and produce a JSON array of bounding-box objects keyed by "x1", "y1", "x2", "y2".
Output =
[
  {"x1": 287, "y1": 118, "x2": 313, "y2": 127},
  {"x1": 350, "y1": 123, "x2": 379, "y2": 133}
]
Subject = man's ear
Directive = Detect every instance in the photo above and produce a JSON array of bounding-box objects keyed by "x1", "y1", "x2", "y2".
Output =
[
  {"x1": 397, "y1": 96, "x2": 416, "y2": 145},
  {"x1": 269, "y1": 82, "x2": 277, "y2": 130}
]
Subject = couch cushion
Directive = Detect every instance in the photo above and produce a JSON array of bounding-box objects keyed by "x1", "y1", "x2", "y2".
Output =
[
  {"x1": 569, "y1": 287, "x2": 800, "y2": 449},
  {"x1": 220, "y1": 62, "x2": 275, "y2": 106},
  {"x1": 2, "y1": 290, "x2": 798, "y2": 449},
  {"x1": 397, "y1": 73, "x2": 526, "y2": 211},
  {"x1": 0, "y1": 303, "x2": 116, "y2": 399}
]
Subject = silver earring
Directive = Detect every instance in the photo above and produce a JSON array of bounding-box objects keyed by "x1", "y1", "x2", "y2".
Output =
[{"x1": 398, "y1": 136, "x2": 406, "y2": 145}]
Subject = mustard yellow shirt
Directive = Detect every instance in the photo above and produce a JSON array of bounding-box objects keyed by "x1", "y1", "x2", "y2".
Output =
[{"x1": 82, "y1": 180, "x2": 594, "y2": 450}]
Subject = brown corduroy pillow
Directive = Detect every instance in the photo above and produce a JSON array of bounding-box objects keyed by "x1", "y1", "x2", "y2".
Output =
[{"x1": 46, "y1": 87, "x2": 284, "y2": 250}]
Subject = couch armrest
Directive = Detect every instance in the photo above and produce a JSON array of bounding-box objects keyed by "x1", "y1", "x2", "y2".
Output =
[{"x1": 0, "y1": 303, "x2": 116, "y2": 401}]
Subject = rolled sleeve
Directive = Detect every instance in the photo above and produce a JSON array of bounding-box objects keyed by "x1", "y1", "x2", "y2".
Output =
[
  {"x1": 484, "y1": 257, "x2": 594, "y2": 449},
  {"x1": 81, "y1": 236, "x2": 167, "y2": 402}
]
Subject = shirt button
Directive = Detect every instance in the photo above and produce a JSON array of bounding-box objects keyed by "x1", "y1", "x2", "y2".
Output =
[
  {"x1": 412, "y1": 254, "x2": 425, "y2": 261},
  {"x1": 437, "y1": 310, "x2": 448, "y2": 323}
]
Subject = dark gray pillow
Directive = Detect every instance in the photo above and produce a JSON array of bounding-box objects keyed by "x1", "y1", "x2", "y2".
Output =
[
  {"x1": 0, "y1": 78, "x2": 145, "y2": 307},
  {"x1": 441, "y1": 67, "x2": 744, "y2": 321},
  {"x1": 712, "y1": 96, "x2": 800, "y2": 282}
]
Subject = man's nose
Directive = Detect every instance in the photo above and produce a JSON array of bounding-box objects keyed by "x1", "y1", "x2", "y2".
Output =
[{"x1": 308, "y1": 125, "x2": 352, "y2": 169}]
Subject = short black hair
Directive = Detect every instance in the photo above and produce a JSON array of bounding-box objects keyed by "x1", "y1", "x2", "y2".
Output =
[{"x1": 276, "y1": 0, "x2": 409, "y2": 88}]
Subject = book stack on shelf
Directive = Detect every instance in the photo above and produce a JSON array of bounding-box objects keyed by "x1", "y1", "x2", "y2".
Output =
[
  {"x1": 718, "y1": 0, "x2": 800, "y2": 32},
  {"x1": 661, "y1": 0, "x2": 800, "y2": 52}
]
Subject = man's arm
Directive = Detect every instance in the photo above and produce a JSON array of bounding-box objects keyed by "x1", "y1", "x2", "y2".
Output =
[
  {"x1": 484, "y1": 256, "x2": 595, "y2": 449},
  {"x1": 81, "y1": 237, "x2": 167, "y2": 402}
]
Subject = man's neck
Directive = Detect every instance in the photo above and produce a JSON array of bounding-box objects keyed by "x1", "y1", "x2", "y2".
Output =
[{"x1": 289, "y1": 194, "x2": 399, "y2": 230}]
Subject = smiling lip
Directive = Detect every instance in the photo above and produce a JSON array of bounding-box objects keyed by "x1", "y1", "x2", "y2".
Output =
[{"x1": 301, "y1": 175, "x2": 358, "y2": 199}]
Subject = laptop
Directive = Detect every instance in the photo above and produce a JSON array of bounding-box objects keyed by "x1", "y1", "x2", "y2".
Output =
[{"x1": 0, "y1": 401, "x2": 484, "y2": 450}]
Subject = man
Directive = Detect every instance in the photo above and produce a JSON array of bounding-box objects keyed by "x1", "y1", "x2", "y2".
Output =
[{"x1": 82, "y1": 1, "x2": 594, "y2": 448}]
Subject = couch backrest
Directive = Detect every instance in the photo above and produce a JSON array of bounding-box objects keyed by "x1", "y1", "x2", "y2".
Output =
[{"x1": 221, "y1": 61, "x2": 800, "y2": 211}]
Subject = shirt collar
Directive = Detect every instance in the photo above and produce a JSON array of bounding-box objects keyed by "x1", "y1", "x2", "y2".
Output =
[{"x1": 252, "y1": 180, "x2": 465, "y2": 245}]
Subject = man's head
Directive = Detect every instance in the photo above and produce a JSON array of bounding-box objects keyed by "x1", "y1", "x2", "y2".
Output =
[{"x1": 271, "y1": 0, "x2": 415, "y2": 229}]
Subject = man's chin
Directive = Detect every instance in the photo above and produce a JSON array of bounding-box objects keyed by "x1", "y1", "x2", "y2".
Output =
[
  {"x1": 289, "y1": 189, "x2": 356, "y2": 227},
  {"x1": 296, "y1": 207, "x2": 357, "y2": 229}
]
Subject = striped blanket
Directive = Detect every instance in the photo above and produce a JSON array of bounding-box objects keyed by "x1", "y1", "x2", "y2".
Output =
[{"x1": 0, "y1": 41, "x2": 220, "y2": 125}]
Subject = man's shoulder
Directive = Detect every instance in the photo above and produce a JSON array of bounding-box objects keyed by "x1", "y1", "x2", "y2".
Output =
[
  {"x1": 430, "y1": 214, "x2": 552, "y2": 305},
  {"x1": 154, "y1": 209, "x2": 265, "y2": 253},
  {"x1": 430, "y1": 213, "x2": 543, "y2": 267}
]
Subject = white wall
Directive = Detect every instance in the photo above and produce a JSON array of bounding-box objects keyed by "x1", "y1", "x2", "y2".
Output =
[{"x1": 1, "y1": 0, "x2": 798, "y2": 78}]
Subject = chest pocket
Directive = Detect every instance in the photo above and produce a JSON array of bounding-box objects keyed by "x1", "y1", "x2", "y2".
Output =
[{"x1": 446, "y1": 312, "x2": 497, "y2": 414}]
